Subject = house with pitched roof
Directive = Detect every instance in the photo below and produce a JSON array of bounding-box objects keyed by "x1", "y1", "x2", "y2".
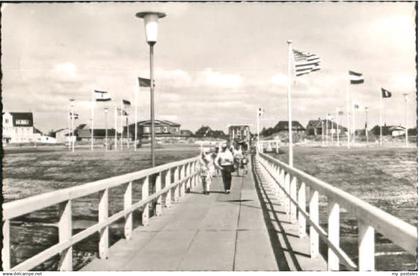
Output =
[{"x1": 2, "y1": 112, "x2": 36, "y2": 143}]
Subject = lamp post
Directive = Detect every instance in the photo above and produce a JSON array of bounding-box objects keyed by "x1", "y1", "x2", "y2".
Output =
[
  {"x1": 70, "y1": 98, "x2": 75, "y2": 152},
  {"x1": 136, "y1": 11, "x2": 166, "y2": 167}
]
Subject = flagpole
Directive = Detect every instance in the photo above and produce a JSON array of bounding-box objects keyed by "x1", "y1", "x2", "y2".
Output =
[
  {"x1": 105, "y1": 108, "x2": 108, "y2": 151},
  {"x1": 71, "y1": 103, "x2": 75, "y2": 152},
  {"x1": 127, "y1": 112, "x2": 130, "y2": 149},
  {"x1": 91, "y1": 92, "x2": 95, "y2": 151},
  {"x1": 365, "y1": 106, "x2": 369, "y2": 144},
  {"x1": 346, "y1": 81, "x2": 350, "y2": 149},
  {"x1": 327, "y1": 115, "x2": 330, "y2": 144},
  {"x1": 336, "y1": 109, "x2": 339, "y2": 146},
  {"x1": 380, "y1": 90, "x2": 383, "y2": 146},
  {"x1": 352, "y1": 101, "x2": 356, "y2": 145},
  {"x1": 120, "y1": 102, "x2": 124, "y2": 149},
  {"x1": 67, "y1": 106, "x2": 71, "y2": 151},
  {"x1": 135, "y1": 90, "x2": 138, "y2": 152},
  {"x1": 114, "y1": 106, "x2": 118, "y2": 151},
  {"x1": 256, "y1": 108, "x2": 260, "y2": 153},
  {"x1": 287, "y1": 40, "x2": 293, "y2": 167},
  {"x1": 321, "y1": 118, "x2": 324, "y2": 146}
]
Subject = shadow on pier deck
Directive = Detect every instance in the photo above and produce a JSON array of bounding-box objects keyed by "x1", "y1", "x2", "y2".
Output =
[{"x1": 82, "y1": 160, "x2": 326, "y2": 271}]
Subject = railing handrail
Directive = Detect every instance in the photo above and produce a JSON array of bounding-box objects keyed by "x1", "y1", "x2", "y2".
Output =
[
  {"x1": 3, "y1": 155, "x2": 201, "y2": 271},
  {"x1": 3, "y1": 156, "x2": 200, "y2": 220},
  {"x1": 258, "y1": 152, "x2": 417, "y2": 255}
]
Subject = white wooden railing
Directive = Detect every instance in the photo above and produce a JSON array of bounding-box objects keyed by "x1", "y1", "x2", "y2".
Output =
[
  {"x1": 2, "y1": 156, "x2": 200, "y2": 271},
  {"x1": 256, "y1": 152, "x2": 417, "y2": 271}
]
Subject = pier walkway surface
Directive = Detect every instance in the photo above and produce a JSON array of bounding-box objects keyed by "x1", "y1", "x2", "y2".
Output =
[{"x1": 83, "y1": 161, "x2": 326, "y2": 271}]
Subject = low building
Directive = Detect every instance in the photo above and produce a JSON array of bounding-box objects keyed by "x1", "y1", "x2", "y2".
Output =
[
  {"x1": 2, "y1": 112, "x2": 36, "y2": 143},
  {"x1": 180, "y1": 129, "x2": 194, "y2": 137},
  {"x1": 370, "y1": 125, "x2": 406, "y2": 137},
  {"x1": 127, "y1": 120, "x2": 181, "y2": 140},
  {"x1": 77, "y1": 128, "x2": 119, "y2": 141},
  {"x1": 306, "y1": 119, "x2": 347, "y2": 136}
]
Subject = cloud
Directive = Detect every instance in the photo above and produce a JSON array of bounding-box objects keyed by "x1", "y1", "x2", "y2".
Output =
[
  {"x1": 270, "y1": 73, "x2": 288, "y2": 87},
  {"x1": 157, "y1": 68, "x2": 192, "y2": 87},
  {"x1": 195, "y1": 68, "x2": 243, "y2": 88},
  {"x1": 51, "y1": 62, "x2": 79, "y2": 81}
]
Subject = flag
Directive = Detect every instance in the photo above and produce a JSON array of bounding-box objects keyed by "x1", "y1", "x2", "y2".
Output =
[
  {"x1": 69, "y1": 112, "x2": 79, "y2": 119},
  {"x1": 94, "y1": 90, "x2": 111, "y2": 102},
  {"x1": 293, "y1": 49, "x2": 321, "y2": 77},
  {"x1": 382, "y1": 88, "x2": 392, "y2": 98},
  {"x1": 258, "y1": 107, "x2": 263, "y2": 117},
  {"x1": 138, "y1": 77, "x2": 151, "y2": 87},
  {"x1": 122, "y1": 99, "x2": 131, "y2": 107},
  {"x1": 349, "y1": 71, "x2": 364, "y2": 84}
]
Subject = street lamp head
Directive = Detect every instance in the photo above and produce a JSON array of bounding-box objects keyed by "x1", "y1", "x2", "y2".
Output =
[{"x1": 136, "y1": 11, "x2": 166, "y2": 46}]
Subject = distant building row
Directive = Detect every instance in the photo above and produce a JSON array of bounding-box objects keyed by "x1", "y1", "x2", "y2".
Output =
[{"x1": 260, "y1": 119, "x2": 415, "y2": 138}]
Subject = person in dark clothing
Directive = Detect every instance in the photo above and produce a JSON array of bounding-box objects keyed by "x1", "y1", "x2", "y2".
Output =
[{"x1": 215, "y1": 143, "x2": 234, "y2": 193}]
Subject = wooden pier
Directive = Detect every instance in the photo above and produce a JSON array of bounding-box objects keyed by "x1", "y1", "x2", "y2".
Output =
[
  {"x1": 2, "y1": 152, "x2": 417, "y2": 271},
  {"x1": 82, "y1": 160, "x2": 325, "y2": 271}
]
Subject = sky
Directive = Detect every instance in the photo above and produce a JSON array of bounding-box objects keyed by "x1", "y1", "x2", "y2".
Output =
[{"x1": 2, "y1": 2, "x2": 417, "y2": 133}]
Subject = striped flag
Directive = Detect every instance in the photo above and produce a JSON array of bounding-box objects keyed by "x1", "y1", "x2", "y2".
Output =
[
  {"x1": 349, "y1": 71, "x2": 364, "y2": 84},
  {"x1": 138, "y1": 77, "x2": 151, "y2": 87},
  {"x1": 122, "y1": 99, "x2": 131, "y2": 108},
  {"x1": 381, "y1": 88, "x2": 392, "y2": 98},
  {"x1": 293, "y1": 49, "x2": 321, "y2": 77},
  {"x1": 94, "y1": 90, "x2": 111, "y2": 102}
]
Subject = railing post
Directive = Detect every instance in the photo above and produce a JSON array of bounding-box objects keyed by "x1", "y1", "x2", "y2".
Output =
[
  {"x1": 2, "y1": 219, "x2": 10, "y2": 270},
  {"x1": 298, "y1": 181, "x2": 306, "y2": 238},
  {"x1": 290, "y1": 176, "x2": 297, "y2": 222},
  {"x1": 284, "y1": 173, "x2": 290, "y2": 215},
  {"x1": 327, "y1": 200, "x2": 340, "y2": 271},
  {"x1": 309, "y1": 188, "x2": 319, "y2": 258},
  {"x1": 141, "y1": 177, "x2": 149, "y2": 226},
  {"x1": 191, "y1": 161, "x2": 196, "y2": 188},
  {"x1": 358, "y1": 220, "x2": 375, "y2": 271},
  {"x1": 98, "y1": 188, "x2": 109, "y2": 259},
  {"x1": 194, "y1": 161, "x2": 199, "y2": 187},
  {"x1": 155, "y1": 173, "x2": 162, "y2": 216},
  {"x1": 173, "y1": 167, "x2": 180, "y2": 202},
  {"x1": 58, "y1": 200, "x2": 72, "y2": 271},
  {"x1": 165, "y1": 169, "x2": 172, "y2": 208},
  {"x1": 185, "y1": 163, "x2": 191, "y2": 192},
  {"x1": 124, "y1": 181, "x2": 133, "y2": 239},
  {"x1": 273, "y1": 165, "x2": 282, "y2": 197},
  {"x1": 179, "y1": 165, "x2": 185, "y2": 198},
  {"x1": 279, "y1": 169, "x2": 285, "y2": 202}
]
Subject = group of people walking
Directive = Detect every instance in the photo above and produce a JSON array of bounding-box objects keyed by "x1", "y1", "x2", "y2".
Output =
[{"x1": 198, "y1": 142, "x2": 248, "y2": 195}]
